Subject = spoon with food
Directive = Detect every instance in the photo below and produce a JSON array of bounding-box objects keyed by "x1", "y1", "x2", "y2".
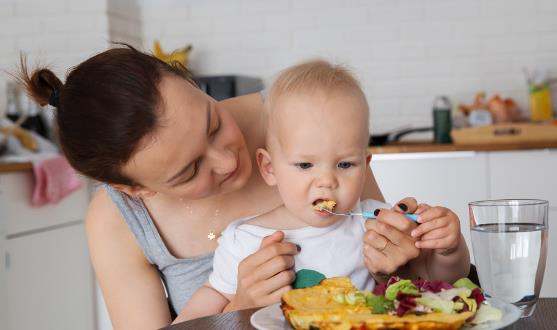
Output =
[{"x1": 313, "y1": 200, "x2": 418, "y2": 222}]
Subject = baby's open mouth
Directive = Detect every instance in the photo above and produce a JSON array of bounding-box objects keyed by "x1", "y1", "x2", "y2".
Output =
[{"x1": 312, "y1": 199, "x2": 337, "y2": 212}]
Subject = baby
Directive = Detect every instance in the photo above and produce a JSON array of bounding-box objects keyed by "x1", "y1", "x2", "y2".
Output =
[{"x1": 177, "y1": 60, "x2": 468, "y2": 321}]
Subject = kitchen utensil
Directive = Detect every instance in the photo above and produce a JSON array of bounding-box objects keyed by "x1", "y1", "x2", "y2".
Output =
[
  {"x1": 451, "y1": 123, "x2": 557, "y2": 145},
  {"x1": 369, "y1": 127, "x2": 433, "y2": 146},
  {"x1": 318, "y1": 207, "x2": 418, "y2": 222}
]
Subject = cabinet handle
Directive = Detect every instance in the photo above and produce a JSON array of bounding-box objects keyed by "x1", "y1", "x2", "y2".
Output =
[{"x1": 4, "y1": 252, "x2": 9, "y2": 270}]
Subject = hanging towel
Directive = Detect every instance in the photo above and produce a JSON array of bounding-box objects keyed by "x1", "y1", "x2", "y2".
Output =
[{"x1": 32, "y1": 155, "x2": 82, "y2": 206}]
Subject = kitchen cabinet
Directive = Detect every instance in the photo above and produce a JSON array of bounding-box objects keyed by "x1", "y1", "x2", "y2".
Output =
[
  {"x1": 371, "y1": 148, "x2": 557, "y2": 297},
  {"x1": 488, "y1": 150, "x2": 557, "y2": 298},
  {"x1": 488, "y1": 149, "x2": 557, "y2": 206},
  {"x1": 371, "y1": 151, "x2": 489, "y2": 256},
  {"x1": 0, "y1": 171, "x2": 94, "y2": 330}
]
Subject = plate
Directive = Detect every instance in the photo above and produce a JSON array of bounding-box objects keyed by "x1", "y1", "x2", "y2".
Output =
[{"x1": 250, "y1": 298, "x2": 521, "y2": 330}]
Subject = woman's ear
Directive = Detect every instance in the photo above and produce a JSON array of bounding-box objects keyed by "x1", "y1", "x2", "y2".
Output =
[
  {"x1": 256, "y1": 148, "x2": 277, "y2": 186},
  {"x1": 111, "y1": 184, "x2": 157, "y2": 199}
]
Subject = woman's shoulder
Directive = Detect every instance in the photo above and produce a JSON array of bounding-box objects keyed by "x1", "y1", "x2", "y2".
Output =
[
  {"x1": 220, "y1": 92, "x2": 265, "y2": 145},
  {"x1": 85, "y1": 188, "x2": 139, "y2": 254}
]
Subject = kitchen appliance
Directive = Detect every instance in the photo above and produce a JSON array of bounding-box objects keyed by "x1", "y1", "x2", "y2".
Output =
[{"x1": 194, "y1": 75, "x2": 263, "y2": 101}]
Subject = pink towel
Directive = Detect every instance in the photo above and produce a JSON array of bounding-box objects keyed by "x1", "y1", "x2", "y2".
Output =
[{"x1": 32, "y1": 155, "x2": 82, "y2": 206}]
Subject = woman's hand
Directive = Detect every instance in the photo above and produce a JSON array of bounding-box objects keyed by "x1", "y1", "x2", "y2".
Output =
[
  {"x1": 226, "y1": 231, "x2": 298, "y2": 311},
  {"x1": 363, "y1": 197, "x2": 420, "y2": 282}
]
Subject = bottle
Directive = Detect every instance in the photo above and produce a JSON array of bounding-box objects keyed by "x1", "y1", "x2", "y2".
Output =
[
  {"x1": 21, "y1": 102, "x2": 49, "y2": 139},
  {"x1": 432, "y1": 96, "x2": 452, "y2": 144}
]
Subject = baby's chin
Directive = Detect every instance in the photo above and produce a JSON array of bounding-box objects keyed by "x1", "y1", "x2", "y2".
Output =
[{"x1": 302, "y1": 213, "x2": 342, "y2": 228}]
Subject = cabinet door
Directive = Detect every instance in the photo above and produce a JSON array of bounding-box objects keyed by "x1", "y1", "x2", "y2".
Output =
[
  {"x1": 371, "y1": 151, "x2": 489, "y2": 261},
  {"x1": 4, "y1": 222, "x2": 94, "y2": 330},
  {"x1": 489, "y1": 150, "x2": 557, "y2": 206},
  {"x1": 0, "y1": 172, "x2": 88, "y2": 236},
  {"x1": 489, "y1": 150, "x2": 557, "y2": 297}
]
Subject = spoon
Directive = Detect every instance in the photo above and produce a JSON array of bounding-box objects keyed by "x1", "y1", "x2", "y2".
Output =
[{"x1": 318, "y1": 207, "x2": 418, "y2": 222}]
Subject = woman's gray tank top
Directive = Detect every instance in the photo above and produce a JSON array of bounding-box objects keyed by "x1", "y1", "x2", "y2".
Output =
[{"x1": 103, "y1": 184, "x2": 213, "y2": 314}]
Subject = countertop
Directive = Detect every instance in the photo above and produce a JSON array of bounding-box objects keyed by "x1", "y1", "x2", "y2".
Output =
[
  {"x1": 2, "y1": 141, "x2": 557, "y2": 174},
  {"x1": 368, "y1": 140, "x2": 557, "y2": 154},
  {"x1": 0, "y1": 161, "x2": 33, "y2": 173}
]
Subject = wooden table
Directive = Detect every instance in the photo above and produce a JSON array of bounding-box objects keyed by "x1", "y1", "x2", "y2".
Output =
[{"x1": 162, "y1": 298, "x2": 557, "y2": 330}]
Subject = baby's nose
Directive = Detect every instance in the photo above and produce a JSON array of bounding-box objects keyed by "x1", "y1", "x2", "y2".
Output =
[{"x1": 315, "y1": 170, "x2": 338, "y2": 189}]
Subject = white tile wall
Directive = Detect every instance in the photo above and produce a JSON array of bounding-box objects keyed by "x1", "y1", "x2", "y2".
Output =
[
  {"x1": 136, "y1": 0, "x2": 557, "y2": 134},
  {"x1": 0, "y1": 0, "x2": 109, "y2": 118}
]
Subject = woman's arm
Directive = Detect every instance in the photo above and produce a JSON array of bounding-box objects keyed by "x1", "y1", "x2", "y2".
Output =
[{"x1": 86, "y1": 190, "x2": 172, "y2": 330}]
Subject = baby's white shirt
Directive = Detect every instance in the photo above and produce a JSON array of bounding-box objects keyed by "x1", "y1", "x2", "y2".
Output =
[{"x1": 209, "y1": 199, "x2": 390, "y2": 295}]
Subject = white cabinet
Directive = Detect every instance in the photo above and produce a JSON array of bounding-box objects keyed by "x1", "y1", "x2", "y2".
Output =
[
  {"x1": 488, "y1": 149, "x2": 557, "y2": 206},
  {"x1": 371, "y1": 151, "x2": 489, "y2": 256},
  {"x1": 488, "y1": 150, "x2": 557, "y2": 298},
  {"x1": 0, "y1": 171, "x2": 94, "y2": 330},
  {"x1": 4, "y1": 223, "x2": 95, "y2": 330}
]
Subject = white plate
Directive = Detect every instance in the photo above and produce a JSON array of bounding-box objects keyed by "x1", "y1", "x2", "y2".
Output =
[{"x1": 250, "y1": 298, "x2": 521, "y2": 330}]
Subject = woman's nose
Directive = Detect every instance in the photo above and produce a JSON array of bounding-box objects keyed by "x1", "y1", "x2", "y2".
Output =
[{"x1": 206, "y1": 146, "x2": 236, "y2": 175}]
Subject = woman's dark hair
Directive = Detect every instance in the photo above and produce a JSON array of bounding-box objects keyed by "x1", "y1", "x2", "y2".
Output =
[{"x1": 18, "y1": 44, "x2": 196, "y2": 185}]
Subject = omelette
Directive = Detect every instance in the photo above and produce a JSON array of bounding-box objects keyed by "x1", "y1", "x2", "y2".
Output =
[{"x1": 280, "y1": 277, "x2": 498, "y2": 330}]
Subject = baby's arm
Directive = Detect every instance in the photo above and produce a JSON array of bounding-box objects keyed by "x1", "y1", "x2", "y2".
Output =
[{"x1": 173, "y1": 283, "x2": 232, "y2": 323}]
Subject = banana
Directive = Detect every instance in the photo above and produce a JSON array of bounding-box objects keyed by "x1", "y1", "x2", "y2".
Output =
[
  {"x1": 153, "y1": 40, "x2": 193, "y2": 67},
  {"x1": 0, "y1": 126, "x2": 39, "y2": 152}
]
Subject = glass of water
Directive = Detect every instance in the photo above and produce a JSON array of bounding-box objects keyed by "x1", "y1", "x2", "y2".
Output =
[{"x1": 469, "y1": 199, "x2": 548, "y2": 317}]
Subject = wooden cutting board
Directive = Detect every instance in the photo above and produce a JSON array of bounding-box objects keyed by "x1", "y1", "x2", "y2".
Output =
[{"x1": 451, "y1": 123, "x2": 557, "y2": 145}]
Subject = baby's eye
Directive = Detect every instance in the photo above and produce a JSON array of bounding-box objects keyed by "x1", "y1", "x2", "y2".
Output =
[
  {"x1": 295, "y1": 162, "x2": 313, "y2": 170},
  {"x1": 337, "y1": 161, "x2": 353, "y2": 169}
]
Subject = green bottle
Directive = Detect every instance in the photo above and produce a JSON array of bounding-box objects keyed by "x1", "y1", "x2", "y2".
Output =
[{"x1": 433, "y1": 96, "x2": 453, "y2": 144}]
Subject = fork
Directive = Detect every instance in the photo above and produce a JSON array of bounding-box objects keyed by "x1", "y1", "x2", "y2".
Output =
[{"x1": 318, "y1": 207, "x2": 418, "y2": 222}]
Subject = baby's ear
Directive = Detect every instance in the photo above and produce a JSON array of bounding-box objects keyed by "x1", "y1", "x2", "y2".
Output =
[
  {"x1": 256, "y1": 148, "x2": 277, "y2": 186},
  {"x1": 366, "y1": 153, "x2": 372, "y2": 165}
]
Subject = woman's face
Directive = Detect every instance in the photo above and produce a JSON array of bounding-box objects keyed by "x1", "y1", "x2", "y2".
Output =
[{"x1": 121, "y1": 74, "x2": 252, "y2": 200}]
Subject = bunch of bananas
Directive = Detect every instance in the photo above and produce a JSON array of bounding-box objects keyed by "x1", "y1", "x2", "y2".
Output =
[{"x1": 152, "y1": 40, "x2": 193, "y2": 67}]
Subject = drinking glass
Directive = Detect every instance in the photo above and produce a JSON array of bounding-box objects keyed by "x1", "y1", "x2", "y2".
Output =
[{"x1": 469, "y1": 199, "x2": 548, "y2": 318}]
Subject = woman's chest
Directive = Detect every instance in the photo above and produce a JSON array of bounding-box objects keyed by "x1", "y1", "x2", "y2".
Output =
[{"x1": 149, "y1": 183, "x2": 281, "y2": 259}]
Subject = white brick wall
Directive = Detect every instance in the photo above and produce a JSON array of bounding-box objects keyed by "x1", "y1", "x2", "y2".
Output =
[
  {"x1": 0, "y1": 0, "x2": 109, "y2": 118},
  {"x1": 108, "y1": 0, "x2": 143, "y2": 48},
  {"x1": 138, "y1": 0, "x2": 557, "y2": 133},
  {"x1": 3, "y1": 0, "x2": 557, "y2": 132}
]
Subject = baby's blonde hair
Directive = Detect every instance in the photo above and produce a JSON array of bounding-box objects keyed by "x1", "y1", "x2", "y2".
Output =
[
  {"x1": 265, "y1": 59, "x2": 368, "y2": 114},
  {"x1": 263, "y1": 59, "x2": 369, "y2": 145}
]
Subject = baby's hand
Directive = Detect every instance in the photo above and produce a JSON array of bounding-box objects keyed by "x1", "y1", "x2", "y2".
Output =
[{"x1": 410, "y1": 204, "x2": 461, "y2": 255}]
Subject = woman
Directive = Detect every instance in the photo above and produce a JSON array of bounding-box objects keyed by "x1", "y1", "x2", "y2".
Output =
[{"x1": 19, "y1": 46, "x2": 423, "y2": 329}]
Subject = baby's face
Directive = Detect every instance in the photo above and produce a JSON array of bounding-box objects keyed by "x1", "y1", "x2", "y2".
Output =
[{"x1": 267, "y1": 90, "x2": 369, "y2": 227}]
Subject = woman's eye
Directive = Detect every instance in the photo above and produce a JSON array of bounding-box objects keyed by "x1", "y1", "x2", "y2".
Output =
[
  {"x1": 295, "y1": 162, "x2": 313, "y2": 170},
  {"x1": 337, "y1": 161, "x2": 353, "y2": 169},
  {"x1": 179, "y1": 159, "x2": 201, "y2": 185}
]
